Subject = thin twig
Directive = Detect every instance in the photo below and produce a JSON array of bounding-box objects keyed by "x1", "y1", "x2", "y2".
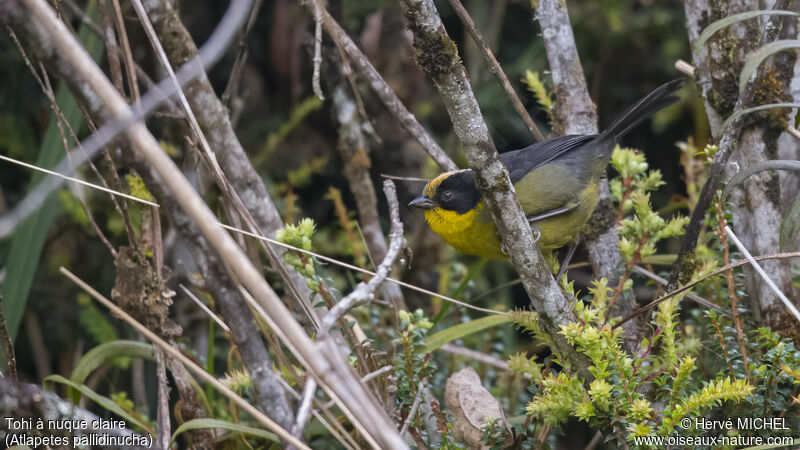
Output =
[
  {"x1": 178, "y1": 284, "x2": 231, "y2": 333},
  {"x1": 291, "y1": 379, "x2": 317, "y2": 439},
  {"x1": 379, "y1": 174, "x2": 429, "y2": 182},
  {"x1": 447, "y1": 0, "x2": 544, "y2": 142},
  {"x1": 60, "y1": 267, "x2": 310, "y2": 449},
  {"x1": 221, "y1": 0, "x2": 263, "y2": 107},
  {"x1": 318, "y1": 180, "x2": 405, "y2": 335},
  {"x1": 725, "y1": 226, "x2": 800, "y2": 323},
  {"x1": 361, "y1": 365, "x2": 393, "y2": 384},
  {"x1": 0, "y1": 154, "x2": 159, "y2": 207},
  {"x1": 440, "y1": 343, "x2": 515, "y2": 373},
  {"x1": 310, "y1": 0, "x2": 457, "y2": 172},
  {"x1": 400, "y1": 381, "x2": 425, "y2": 437},
  {"x1": 615, "y1": 252, "x2": 800, "y2": 329},
  {"x1": 310, "y1": 0, "x2": 324, "y2": 100},
  {"x1": 154, "y1": 349, "x2": 171, "y2": 450},
  {"x1": 631, "y1": 265, "x2": 723, "y2": 312},
  {"x1": 110, "y1": 0, "x2": 140, "y2": 106}
]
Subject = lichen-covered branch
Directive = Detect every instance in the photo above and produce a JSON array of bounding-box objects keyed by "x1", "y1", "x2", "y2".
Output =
[
  {"x1": 676, "y1": 0, "x2": 798, "y2": 334},
  {"x1": 534, "y1": 0, "x2": 639, "y2": 347},
  {"x1": 399, "y1": 0, "x2": 590, "y2": 376},
  {"x1": 140, "y1": 0, "x2": 316, "y2": 312},
  {"x1": 331, "y1": 83, "x2": 406, "y2": 308}
]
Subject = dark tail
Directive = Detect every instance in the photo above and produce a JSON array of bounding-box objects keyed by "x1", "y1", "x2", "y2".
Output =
[{"x1": 601, "y1": 79, "x2": 685, "y2": 140}]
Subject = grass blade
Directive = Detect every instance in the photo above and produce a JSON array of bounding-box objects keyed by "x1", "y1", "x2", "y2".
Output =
[
  {"x1": 43, "y1": 374, "x2": 156, "y2": 436},
  {"x1": 171, "y1": 418, "x2": 279, "y2": 445},
  {"x1": 739, "y1": 40, "x2": 800, "y2": 93},
  {"x1": 425, "y1": 314, "x2": 510, "y2": 352},
  {"x1": 68, "y1": 340, "x2": 155, "y2": 403},
  {"x1": 695, "y1": 10, "x2": 799, "y2": 53}
]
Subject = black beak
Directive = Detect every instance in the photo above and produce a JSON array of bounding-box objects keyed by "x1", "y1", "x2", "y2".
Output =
[{"x1": 409, "y1": 195, "x2": 436, "y2": 210}]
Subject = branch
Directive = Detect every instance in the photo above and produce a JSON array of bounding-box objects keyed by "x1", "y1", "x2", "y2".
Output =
[
  {"x1": 4, "y1": 1, "x2": 405, "y2": 446},
  {"x1": 669, "y1": 1, "x2": 797, "y2": 295},
  {"x1": 139, "y1": 0, "x2": 319, "y2": 323},
  {"x1": 399, "y1": 0, "x2": 590, "y2": 376},
  {"x1": 447, "y1": 0, "x2": 545, "y2": 142},
  {"x1": 331, "y1": 82, "x2": 406, "y2": 308},
  {"x1": 534, "y1": 0, "x2": 597, "y2": 136},
  {"x1": 310, "y1": 0, "x2": 458, "y2": 172},
  {"x1": 318, "y1": 180, "x2": 406, "y2": 334},
  {"x1": 534, "y1": 0, "x2": 639, "y2": 347}
]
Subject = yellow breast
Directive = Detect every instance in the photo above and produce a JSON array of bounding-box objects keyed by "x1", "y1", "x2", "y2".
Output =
[{"x1": 424, "y1": 203, "x2": 505, "y2": 258}]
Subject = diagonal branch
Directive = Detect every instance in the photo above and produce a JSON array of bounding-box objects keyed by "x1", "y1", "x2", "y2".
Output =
[
  {"x1": 309, "y1": 0, "x2": 458, "y2": 172},
  {"x1": 4, "y1": 1, "x2": 406, "y2": 446},
  {"x1": 447, "y1": 0, "x2": 545, "y2": 142},
  {"x1": 399, "y1": 0, "x2": 590, "y2": 377},
  {"x1": 318, "y1": 180, "x2": 406, "y2": 335}
]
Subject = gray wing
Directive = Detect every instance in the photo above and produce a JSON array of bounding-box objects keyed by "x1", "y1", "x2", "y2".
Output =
[{"x1": 500, "y1": 135, "x2": 595, "y2": 183}]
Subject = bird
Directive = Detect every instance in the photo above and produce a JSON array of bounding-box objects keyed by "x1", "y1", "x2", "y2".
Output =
[{"x1": 409, "y1": 79, "x2": 683, "y2": 260}]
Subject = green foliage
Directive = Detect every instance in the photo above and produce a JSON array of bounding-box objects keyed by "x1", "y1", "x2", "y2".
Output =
[
  {"x1": 125, "y1": 174, "x2": 154, "y2": 203},
  {"x1": 76, "y1": 293, "x2": 118, "y2": 345},
  {"x1": 277, "y1": 218, "x2": 322, "y2": 292},
  {"x1": 393, "y1": 310, "x2": 435, "y2": 438},
  {"x1": 522, "y1": 70, "x2": 554, "y2": 126},
  {"x1": 514, "y1": 278, "x2": 753, "y2": 445}
]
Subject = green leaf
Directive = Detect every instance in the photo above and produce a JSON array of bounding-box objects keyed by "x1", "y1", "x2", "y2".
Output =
[
  {"x1": 720, "y1": 102, "x2": 800, "y2": 133},
  {"x1": 739, "y1": 40, "x2": 800, "y2": 93},
  {"x1": 43, "y1": 375, "x2": 155, "y2": 436},
  {"x1": 695, "y1": 10, "x2": 800, "y2": 53},
  {"x1": 425, "y1": 314, "x2": 510, "y2": 352},
  {"x1": 68, "y1": 340, "x2": 155, "y2": 403},
  {"x1": 0, "y1": 0, "x2": 105, "y2": 341},
  {"x1": 722, "y1": 160, "x2": 800, "y2": 203},
  {"x1": 170, "y1": 418, "x2": 278, "y2": 444}
]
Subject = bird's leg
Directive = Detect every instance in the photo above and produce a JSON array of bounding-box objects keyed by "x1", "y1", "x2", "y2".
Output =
[{"x1": 554, "y1": 237, "x2": 580, "y2": 285}]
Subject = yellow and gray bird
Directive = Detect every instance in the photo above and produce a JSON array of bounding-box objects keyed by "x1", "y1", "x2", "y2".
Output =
[{"x1": 409, "y1": 79, "x2": 683, "y2": 259}]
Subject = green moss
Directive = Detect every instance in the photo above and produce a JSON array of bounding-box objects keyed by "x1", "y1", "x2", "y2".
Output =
[
  {"x1": 677, "y1": 253, "x2": 697, "y2": 286},
  {"x1": 764, "y1": 173, "x2": 782, "y2": 205},
  {"x1": 412, "y1": 33, "x2": 461, "y2": 80}
]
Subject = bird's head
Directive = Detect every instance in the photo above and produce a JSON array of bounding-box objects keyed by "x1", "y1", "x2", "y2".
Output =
[{"x1": 408, "y1": 169, "x2": 481, "y2": 214}]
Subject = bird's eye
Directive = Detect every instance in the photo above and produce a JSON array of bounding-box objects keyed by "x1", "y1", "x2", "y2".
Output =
[{"x1": 441, "y1": 191, "x2": 454, "y2": 201}]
